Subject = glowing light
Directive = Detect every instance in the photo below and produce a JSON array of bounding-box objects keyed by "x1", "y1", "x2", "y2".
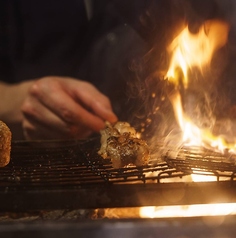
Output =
[
  {"x1": 166, "y1": 20, "x2": 229, "y2": 87},
  {"x1": 140, "y1": 203, "x2": 236, "y2": 218},
  {"x1": 191, "y1": 173, "x2": 217, "y2": 182},
  {"x1": 165, "y1": 20, "x2": 233, "y2": 153}
]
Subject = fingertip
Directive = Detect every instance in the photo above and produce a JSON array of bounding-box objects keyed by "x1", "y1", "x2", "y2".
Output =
[
  {"x1": 109, "y1": 113, "x2": 118, "y2": 123},
  {"x1": 100, "y1": 107, "x2": 118, "y2": 124},
  {"x1": 103, "y1": 109, "x2": 118, "y2": 124}
]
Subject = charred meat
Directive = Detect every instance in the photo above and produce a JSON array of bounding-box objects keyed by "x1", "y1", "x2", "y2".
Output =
[
  {"x1": 0, "y1": 121, "x2": 11, "y2": 167},
  {"x1": 98, "y1": 121, "x2": 150, "y2": 168}
]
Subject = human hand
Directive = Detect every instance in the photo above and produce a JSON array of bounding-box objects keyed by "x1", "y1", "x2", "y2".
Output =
[{"x1": 21, "y1": 76, "x2": 117, "y2": 140}]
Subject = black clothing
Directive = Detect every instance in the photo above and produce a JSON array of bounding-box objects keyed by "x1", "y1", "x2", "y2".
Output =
[{"x1": 0, "y1": 0, "x2": 89, "y2": 83}]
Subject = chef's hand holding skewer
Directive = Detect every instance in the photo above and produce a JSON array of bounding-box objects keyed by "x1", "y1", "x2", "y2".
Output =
[{"x1": 20, "y1": 76, "x2": 117, "y2": 140}]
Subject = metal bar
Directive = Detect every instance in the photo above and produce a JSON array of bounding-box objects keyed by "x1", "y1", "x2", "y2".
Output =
[{"x1": 1, "y1": 182, "x2": 236, "y2": 212}]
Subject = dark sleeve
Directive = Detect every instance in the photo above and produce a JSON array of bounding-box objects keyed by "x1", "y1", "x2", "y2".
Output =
[
  {"x1": 77, "y1": 0, "x2": 185, "y2": 128},
  {"x1": 0, "y1": 0, "x2": 89, "y2": 83},
  {"x1": 77, "y1": 1, "x2": 150, "y2": 123}
]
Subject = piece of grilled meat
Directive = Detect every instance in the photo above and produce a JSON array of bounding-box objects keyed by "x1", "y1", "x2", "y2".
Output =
[
  {"x1": 0, "y1": 121, "x2": 11, "y2": 167},
  {"x1": 98, "y1": 121, "x2": 150, "y2": 168}
]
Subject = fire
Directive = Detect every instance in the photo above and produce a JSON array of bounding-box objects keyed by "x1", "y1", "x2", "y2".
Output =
[
  {"x1": 139, "y1": 203, "x2": 236, "y2": 218},
  {"x1": 166, "y1": 20, "x2": 229, "y2": 87},
  {"x1": 133, "y1": 20, "x2": 234, "y2": 221},
  {"x1": 165, "y1": 20, "x2": 234, "y2": 153}
]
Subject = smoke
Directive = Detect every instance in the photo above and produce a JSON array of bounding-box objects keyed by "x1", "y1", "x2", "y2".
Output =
[{"x1": 125, "y1": 0, "x2": 236, "y2": 159}]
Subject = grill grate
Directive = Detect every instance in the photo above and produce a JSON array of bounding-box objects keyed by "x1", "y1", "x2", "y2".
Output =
[
  {"x1": 0, "y1": 138, "x2": 236, "y2": 212},
  {"x1": 0, "y1": 138, "x2": 189, "y2": 191},
  {"x1": 164, "y1": 145, "x2": 236, "y2": 180},
  {"x1": 0, "y1": 138, "x2": 236, "y2": 192}
]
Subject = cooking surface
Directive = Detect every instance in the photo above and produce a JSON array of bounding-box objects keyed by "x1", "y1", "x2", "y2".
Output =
[
  {"x1": 1, "y1": 137, "x2": 236, "y2": 238},
  {"x1": 0, "y1": 137, "x2": 188, "y2": 190},
  {"x1": 2, "y1": 137, "x2": 236, "y2": 189},
  {"x1": 0, "y1": 137, "x2": 236, "y2": 212}
]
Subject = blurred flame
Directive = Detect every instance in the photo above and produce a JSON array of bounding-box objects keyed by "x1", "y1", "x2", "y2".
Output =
[
  {"x1": 191, "y1": 173, "x2": 217, "y2": 182},
  {"x1": 166, "y1": 20, "x2": 229, "y2": 87},
  {"x1": 139, "y1": 203, "x2": 236, "y2": 218},
  {"x1": 165, "y1": 20, "x2": 234, "y2": 153}
]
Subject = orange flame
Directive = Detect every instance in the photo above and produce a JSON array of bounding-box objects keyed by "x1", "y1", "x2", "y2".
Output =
[
  {"x1": 166, "y1": 20, "x2": 233, "y2": 152},
  {"x1": 166, "y1": 20, "x2": 229, "y2": 87}
]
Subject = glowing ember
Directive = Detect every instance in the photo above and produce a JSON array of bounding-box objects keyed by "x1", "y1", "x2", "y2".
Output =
[
  {"x1": 139, "y1": 203, "x2": 236, "y2": 218},
  {"x1": 191, "y1": 173, "x2": 217, "y2": 182},
  {"x1": 165, "y1": 20, "x2": 234, "y2": 153},
  {"x1": 97, "y1": 203, "x2": 236, "y2": 219}
]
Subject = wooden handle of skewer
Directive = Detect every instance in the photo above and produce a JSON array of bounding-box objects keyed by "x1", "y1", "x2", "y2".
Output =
[{"x1": 0, "y1": 121, "x2": 11, "y2": 167}]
